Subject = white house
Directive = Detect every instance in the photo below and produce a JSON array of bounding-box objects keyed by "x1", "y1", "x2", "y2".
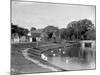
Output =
[{"x1": 80, "y1": 40, "x2": 96, "y2": 51}]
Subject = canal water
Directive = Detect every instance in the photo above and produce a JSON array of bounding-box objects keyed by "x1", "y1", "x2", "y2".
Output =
[{"x1": 42, "y1": 44, "x2": 96, "y2": 70}]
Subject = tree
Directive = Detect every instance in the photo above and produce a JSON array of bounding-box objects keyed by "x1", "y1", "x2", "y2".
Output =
[
  {"x1": 43, "y1": 26, "x2": 59, "y2": 40},
  {"x1": 11, "y1": 23, "x2": 29, "y2": 37},
  {"x1": 30, "y1": 27, "x2": 36, "y2": 32},
  {"x1": 60, "y1": 27, "x2": 75, "y2": 40},
  {"x1": 60, "y1": 29, "x2": 68, "y2": 40},
  {"x1": 11, "y1": 23, "x2": 18, "y2": 34},
  {"x1": 67, "y1": 19, "x2": 95, "y2": 40},
  {"x1": 85, "y1": 29, "x2": 96, "y2": 40},
  {"x1": 43, "y1": 26, "x2": 58, "y2": 32}
]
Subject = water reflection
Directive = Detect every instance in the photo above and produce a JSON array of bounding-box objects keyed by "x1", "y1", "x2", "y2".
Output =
[{"x1": 42, "y1": 44, "x2": 95, "y2": 70}]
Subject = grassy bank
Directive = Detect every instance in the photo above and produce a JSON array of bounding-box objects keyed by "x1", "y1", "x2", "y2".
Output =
[{"x1": 11, "y1": 42, "x2": 51, "y2": 75}]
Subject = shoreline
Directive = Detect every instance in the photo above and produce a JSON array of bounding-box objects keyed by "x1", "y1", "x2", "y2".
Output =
[{"x1": 22, "y1": 48, "x2": 65, "y2": 72}]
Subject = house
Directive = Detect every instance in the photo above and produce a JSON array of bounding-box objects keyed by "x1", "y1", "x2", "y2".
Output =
[
  {"x1": 80, "y1": 40, "x2": 96, "y2": 51},
  {"x1": 20, "y1": 36, "x2": 27, "y2": 42},
  {"x1": 28, "y1": 29, "x2": 44, "y2": 42},
  {"x1": 11, "y1": 33, "x2": 20, "y2": 43},
  {"x1": 11, "y1": 33, "x2": 29, "y2": 43}
]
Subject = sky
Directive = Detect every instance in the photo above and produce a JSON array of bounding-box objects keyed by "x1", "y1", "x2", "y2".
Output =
[{"x1": 12, "y1": 0, "x2": 95, "y2": 30}]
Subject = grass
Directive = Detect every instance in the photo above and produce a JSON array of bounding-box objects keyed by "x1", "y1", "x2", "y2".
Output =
[{"x1": 11, "y1": 42, "x2": 52, "y2": 75}]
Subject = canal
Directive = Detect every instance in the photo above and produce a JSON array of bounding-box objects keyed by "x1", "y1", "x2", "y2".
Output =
[{"x1": 41, "y1": 43, "x2": 96, "y2": 70}]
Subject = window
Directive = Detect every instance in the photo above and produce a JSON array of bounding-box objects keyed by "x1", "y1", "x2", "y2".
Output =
[{"x1": 85, "y1": 42, "x2": 91, "y2": 48}]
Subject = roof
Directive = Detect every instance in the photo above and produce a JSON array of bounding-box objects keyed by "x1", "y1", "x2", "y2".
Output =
[
  {"x1": 31, "y1": 33, "x2": 41, "y2": 37},
  {"x1": 31, "y1": 29, "x2": 43, "y2": 33}
]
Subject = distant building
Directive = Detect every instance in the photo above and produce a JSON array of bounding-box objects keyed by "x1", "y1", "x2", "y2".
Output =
[
  {"x1": 11, "y1": 33, "x2": 29, "y2": 43},
  {"x1": 28, "y1": 29, "x2": 45, "y2": 42},
  {"x1": 20, "y1": 36, "x2": 26, "y2": 42},
  {"x1": 11, "y1": 33, "x2": 20, "y2": 43},
  {"x1": 80, "y1": 40, "x2": 96, "y2": 51}
]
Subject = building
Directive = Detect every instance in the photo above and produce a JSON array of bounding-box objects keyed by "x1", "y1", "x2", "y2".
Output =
[
  {"x1": 11, "y1": 33, "x2": 20, "y2": 43},
  {"x1": 80, "y1": 40, "x2": 96, "y2": 51},
  {"x1": 28, "y1": 29, "x2": 44, "y2": 42},
  {"x1": 11, "y1": 33, "x2": 29, "y2": 43}
]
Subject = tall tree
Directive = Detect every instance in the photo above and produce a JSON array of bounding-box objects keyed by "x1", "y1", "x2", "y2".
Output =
[
  {"x1": 43, "y1": 26, "x2": 58, "y2": 40},
  {"x1": 30, "y1": 27, "x2": 36, "y2": 32},
  {"x1": 67, "y1": 19, "x2": 95, "y2": 40},
  {"x1": 43, "y1": 26, "x2": 58, "y2": 32},
  {"x1": 11, "y1": 23, "x2": 29, "y2": 37}
]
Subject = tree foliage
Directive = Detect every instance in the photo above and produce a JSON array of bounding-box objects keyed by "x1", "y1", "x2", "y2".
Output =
[
  {"x1": 43, "y1": 26, "x2": 59, "y2": 40},
  {"x1": 43, "y1": 26, "x2": 58, "y2": 32},
  {"x1": 61, "y1": 19, "x2": 96, "y2": 40},
  {"x1": 30, "y1": 27, "x2": 36, "y2": 32},
  {"x1": 11, "y1": 23, "x2": 29, "y2": 37}
]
